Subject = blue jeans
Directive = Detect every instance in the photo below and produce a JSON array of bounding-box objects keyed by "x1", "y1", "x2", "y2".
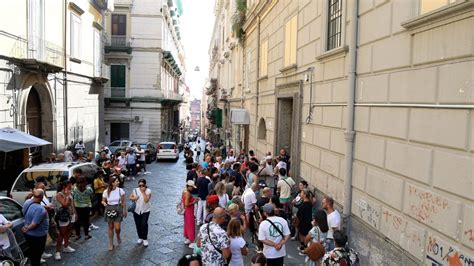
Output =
[
  {"x1": 127, "y1": 163, "x2": 136, "y2": 176},
  {"x1": 325, "y1": 238, "x2": 335, "y2": 252}
]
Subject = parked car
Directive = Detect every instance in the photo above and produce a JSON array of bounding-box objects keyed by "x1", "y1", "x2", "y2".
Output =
[
  {"x1": 137, "y1": 142, "x2": 157, "y2": 164},
  {"x1": 0, "y1": 196, "x2": 28, "y2": 253},
  {"x1": 108, "y1": 140, "x2": 136, "y2": 154},
  {"x1": 156, "y1": 142, "x2": 179, "y2": 161},
  {"x1": 10, "y1": 162, "x2": 100, "y2": 205}
]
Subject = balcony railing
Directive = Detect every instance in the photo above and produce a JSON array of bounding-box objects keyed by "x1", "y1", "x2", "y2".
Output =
[
  {"x1": 7, "y1": 34, "x2": 65, "y2": 68},
  {"x1": 104, "y1": 87, "x2": 164, "y2": 99},
  {"x1": 104, "y1": 34, "x2": 132, "y2": 54},
  {"x1": 163, "y1": 90, "x2": 183, "y2": 101}
]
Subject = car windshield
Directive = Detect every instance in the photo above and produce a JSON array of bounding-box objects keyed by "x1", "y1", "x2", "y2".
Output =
[
  {"x1": 0, "y1": 199, "x2": 22, "y2": 221},
  {"x1": 109, "y1": 141, "x2": 121, "y2": 147},
  {"x1": 139, "y1": 144, "x2": 147, "y2": 149},
  {"x1": 123, "y1": 141, "x2": 131, "y2": 146},
  {"x1": 159, "y1": 143, "x2": 175, "y2": 149},
  {"x1": 14, "y1": 171, "x2": 68, "y2": 192}
]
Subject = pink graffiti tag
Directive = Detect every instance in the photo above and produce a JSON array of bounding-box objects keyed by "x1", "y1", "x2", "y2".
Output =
[{"x1": 465, "y1": 229, "x2": 474, "y2": 242}]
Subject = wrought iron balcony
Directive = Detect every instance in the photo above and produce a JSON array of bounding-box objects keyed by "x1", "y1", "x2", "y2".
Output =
[{"x1": 104, "y1": 35, "x2": 132, "y2": 54}]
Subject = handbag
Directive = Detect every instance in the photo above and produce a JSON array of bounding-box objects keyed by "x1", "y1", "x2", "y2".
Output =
[
  {"x1": 128, "y1": 188, "x2": 137, "y2": 212},
  {"x1": 305, "y1": 227, "x2": 325, "y2": 261},
  {"x1": 176, "y1": 199, "x2": 185, "y2": 215}
]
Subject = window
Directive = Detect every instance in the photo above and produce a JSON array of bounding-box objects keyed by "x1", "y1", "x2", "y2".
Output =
[
  {"x1": 110, "y1": 65, "x2": 126, "y2": 88},
  {"x1": 0, "y1": 199, "x2": 23, "y2": 221},
  {"x1": 260, "y1": 40, "x2": 268, "y2": 77},
  {"x1": 93, "y1": 30, "x2": 101, "y2": 77},
  {"x1": 419, "y1": 0, "x2": 457, "y2": 14},
  {"x1": 70, "y1": 13, "x2": 82, "y2": 59},
  {"x1": 111, "y1": 14, "x2": 126, "y2": 35},
  {"x1": 284, "y1": 15, "x2": 297, "y2": 67},
  {"x1": 327, "y1": 0, "x2": 342, "y2": 51}
]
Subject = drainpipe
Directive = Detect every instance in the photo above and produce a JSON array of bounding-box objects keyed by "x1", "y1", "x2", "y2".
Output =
[
  {"x1": 63, "y1": 0, "x2": 68, "y2": 146},
  {"x1": 343, "y1": 0, "x2": 359, "y2": 235},
  {"x1": 255, "y1": 16, "x2": 260, "y2": 144}
]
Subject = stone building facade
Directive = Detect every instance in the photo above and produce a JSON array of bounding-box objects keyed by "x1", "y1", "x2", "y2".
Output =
[
  {"x1": 207, "y1": 0, "x2": 474, "y2": 265},
  {"x1": 103, "y1": 0, "x2": 185, "y2": 144},
  {"x1": 0, "y1": 0, "x2": 110, "y2": 177}
]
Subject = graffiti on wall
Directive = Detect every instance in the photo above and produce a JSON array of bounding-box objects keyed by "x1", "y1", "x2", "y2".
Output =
[
  {"x1": 426, "y1": 235, "x2": 473, "y2": 266},
  {"x1": 355, "y1": 198, "x2": 381, "y2": 229},
  {"x1": 408, "y1": 185, "x2": 449, "y2": 222}
]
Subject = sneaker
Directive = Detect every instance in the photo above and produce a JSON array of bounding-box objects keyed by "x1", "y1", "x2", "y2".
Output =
[
  {"x1": 188, "y1": 243, "x2": 195, "y2": 249},
  {"x1": 40, "y1": 258, "x2": 46, "y2": 263},
  {"x1": 131, "y1": 176, "x2": 135, "y2": 180},
  {"x1": 42, "y1": 252, "x2": 52, "y2": 259},
  {"x1": 137, "y1": 239, "x2": 143, "y2": 244},
  {"x1": 54, "y1": 252, "x2": 61, "y2": 261},
  {"x1": 143, "y1": 240, "x2": 149, "y2": 247},
  {"x1": 184, "y1": 239, "x2": 191, "y2": 245},
  {"x1": 299, "y1": 251, "x2": 306, "y2": 256},
  {"x1": 89, "y1": 224, "x2": 99, "y2": 230},
  {"x1": 63, "y1": 246, "x2": 75, "y2": 253}
]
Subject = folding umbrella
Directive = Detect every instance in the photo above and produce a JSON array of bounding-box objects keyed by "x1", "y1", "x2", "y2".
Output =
[{"x1": 0, "y1": 127, "x2": 51, "y2": 152}]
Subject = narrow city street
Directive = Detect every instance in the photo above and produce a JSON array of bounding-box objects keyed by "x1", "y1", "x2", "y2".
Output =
[{"x1": 45, "y1": 146, "x2": 306, "y2": 265}]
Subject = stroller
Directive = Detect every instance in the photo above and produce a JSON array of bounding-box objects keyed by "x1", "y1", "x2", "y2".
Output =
[{"x1": 0, "y1": 229, "x2": 28, "y2": 266}]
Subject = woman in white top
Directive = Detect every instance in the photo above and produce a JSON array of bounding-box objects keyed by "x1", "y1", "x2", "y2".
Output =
[
  {"x1": 215, "y1": 182, "x2": 229, "y2": 208},
  {"x1": 102, "y1": 176, "x2": 126, "y2": 251},
  {"x1": 129, "y1": 179, "x2": 151, "y2": 247},
  {"x1": 227, "y1": 218, "x2": 248, "y2": 266}
]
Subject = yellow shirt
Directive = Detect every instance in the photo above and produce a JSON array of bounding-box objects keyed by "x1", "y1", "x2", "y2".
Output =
[{"x1": 93, "y1": 178, "x2": 106, "y2": 194}]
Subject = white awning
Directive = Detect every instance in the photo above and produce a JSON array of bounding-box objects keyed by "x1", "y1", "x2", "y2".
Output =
[{"x1": 230, "y1": 109, "x2": 250, "y2": 125}]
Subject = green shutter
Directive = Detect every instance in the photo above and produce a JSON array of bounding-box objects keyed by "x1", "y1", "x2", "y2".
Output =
[
  {"x1": 214, "y1": 109, "x2": 222, "y2": 128},
  {"x1": 110, "y1": 65, "x2": 126, "y2": 87}
]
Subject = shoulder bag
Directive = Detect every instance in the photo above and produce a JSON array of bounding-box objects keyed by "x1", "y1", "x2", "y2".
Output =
[
  {"x1": 128, "y1": 188, "x2": 137, "y2": 212},
  {"x1": 305, "y1": 227, "x2": 325, "y2": 261},
  {"x1": 265, "y1": 218, "x2": 285, "y2": 238},
  {"x1": 206, "y1": 223, "x2": 231, "y2": 265}
]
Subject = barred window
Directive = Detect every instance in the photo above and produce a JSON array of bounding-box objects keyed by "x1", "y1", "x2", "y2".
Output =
[{"x1": 327, "y1": 0, "x2": 342, "y2": 51}]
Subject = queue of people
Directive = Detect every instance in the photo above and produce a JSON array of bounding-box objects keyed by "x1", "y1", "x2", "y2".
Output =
[
  {"x1": 179, "y1": 139, "x2": 359, "y2": 266},
  {"x1": 18, "y1": 145, "x2": 153, "y2": 265}
]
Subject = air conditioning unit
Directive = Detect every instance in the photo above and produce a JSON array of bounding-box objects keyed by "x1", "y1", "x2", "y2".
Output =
[{"x1": 134, "y1": 116, "x2": 142, "y2": 123}]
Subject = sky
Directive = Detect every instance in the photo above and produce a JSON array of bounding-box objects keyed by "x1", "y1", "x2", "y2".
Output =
[{"x1": 180, "y1": 0, "x2": 215, "y2": 100}]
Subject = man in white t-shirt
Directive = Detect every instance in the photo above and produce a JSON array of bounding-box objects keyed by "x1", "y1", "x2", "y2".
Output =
[
  {"x1": 0, "y1": 214, "x2": 12, "y2": 251},
  {"x1": 322, "y1": 196, "x2": 342, "y2": 252},
  {"x1": 242, "y1": 183, "x2": 258, "y2": 215},
  {"x1": 135, "y1": 146, "x2": 146, "y2": 173},
  {"x1": 258, "y1": 203, "x2": 291, "y2": 266}
]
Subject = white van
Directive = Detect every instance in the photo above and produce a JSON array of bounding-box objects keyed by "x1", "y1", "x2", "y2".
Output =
[{"x1": 10, "y1": 162, "x2": 100, "y2": 204}]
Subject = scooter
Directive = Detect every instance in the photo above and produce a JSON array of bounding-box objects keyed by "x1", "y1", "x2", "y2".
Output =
[{"x1": 0, "y1": 229, "x2": 28, "y2": 266}]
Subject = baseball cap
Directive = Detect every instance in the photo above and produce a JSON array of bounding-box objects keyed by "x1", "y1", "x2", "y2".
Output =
[
  {"x1": 207, "y1": 194, "x2": 219, "y2": 204},
  {"x1": 265, "y1": 155, "x2": 272, "y2": 160},
  {"x1": 262, "y1": 203, "x2": 274, "y2": 214}
]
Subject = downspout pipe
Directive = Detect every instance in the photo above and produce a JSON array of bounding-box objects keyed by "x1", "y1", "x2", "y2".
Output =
[
  {"x1": 255, "y1": 16, "x2": 260, "y2": 141},
  {"x1": 63, "y1": 0, "x2": 68, "y2": 146},
  {"x1": 343, "y1": 0, "x2": 359, "y2": 235}
]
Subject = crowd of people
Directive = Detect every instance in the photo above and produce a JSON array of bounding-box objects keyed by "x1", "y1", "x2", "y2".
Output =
[
  {"x1": 16, "y1": 143, "x2": 153, "y2": 266},
  {"x1": 179, "y1": 139, "x2": 359, "y2": 266}
]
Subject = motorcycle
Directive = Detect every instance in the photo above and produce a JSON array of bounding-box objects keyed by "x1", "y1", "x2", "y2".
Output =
[{"x1": 0, "y1": 228, "x2": 28, "y2": 266}]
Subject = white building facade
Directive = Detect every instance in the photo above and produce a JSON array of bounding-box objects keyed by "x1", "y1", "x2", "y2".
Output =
[{"x1": 103, "y1": 0, "x2": 185, "y2": 145}]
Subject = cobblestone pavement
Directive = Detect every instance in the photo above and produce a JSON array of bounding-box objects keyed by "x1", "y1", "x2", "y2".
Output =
[{"x1": 45, "y1": 142, "x2": 306, "y2": 265}]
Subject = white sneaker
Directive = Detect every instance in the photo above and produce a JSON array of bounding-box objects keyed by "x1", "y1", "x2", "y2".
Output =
[
  {"x1": 40, "y1": 258, "x2": 46, "y2": 263},
  {"x1": 137, "y1": 239, "x2": 143, "y2": 244},
  {"x1": 188, "y1": 243, "x2": 195, "y2": 249},
  {"x1": 131, "y1": 176, "x2": 135, "y2": 180},
  {"x1": 143, "y1": 240, "x2": 149, "y2": 247},
  {"x1": 42, "y1": 252, "x2": 52, "y2": 259},
  {"x1": 184, "y1": 239, "x2": 191, "y2": 245},
  {"x1": 89, "y1": 224, "x2": 99, "y2": 230},
  {"x1": 54, "y1": 252, "x2": 61, "y2": 260},
  {"x1": 63, "y1": 246, "x2": 75, "y2": 253}
]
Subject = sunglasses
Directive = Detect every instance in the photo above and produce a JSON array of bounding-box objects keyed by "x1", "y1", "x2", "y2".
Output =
[{"x1": 138, "y1": 184, "x2": 146, "y2": 187}]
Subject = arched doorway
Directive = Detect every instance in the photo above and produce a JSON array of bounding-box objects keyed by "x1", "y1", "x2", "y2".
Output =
[{"x1": 26, "y1": 87, "x2": 42, "y2": 138}]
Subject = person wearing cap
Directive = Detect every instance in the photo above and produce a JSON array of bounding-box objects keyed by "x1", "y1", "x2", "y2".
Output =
[
  {"x1": 260, "y1": 156, "x2": 274, "y2": 176},
  {"x1": 204, "y1": 194, "x2": 219, "y2": 224},
  {"x1": 258, "y1": 203, "x2": 291, "y2": 266}
]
